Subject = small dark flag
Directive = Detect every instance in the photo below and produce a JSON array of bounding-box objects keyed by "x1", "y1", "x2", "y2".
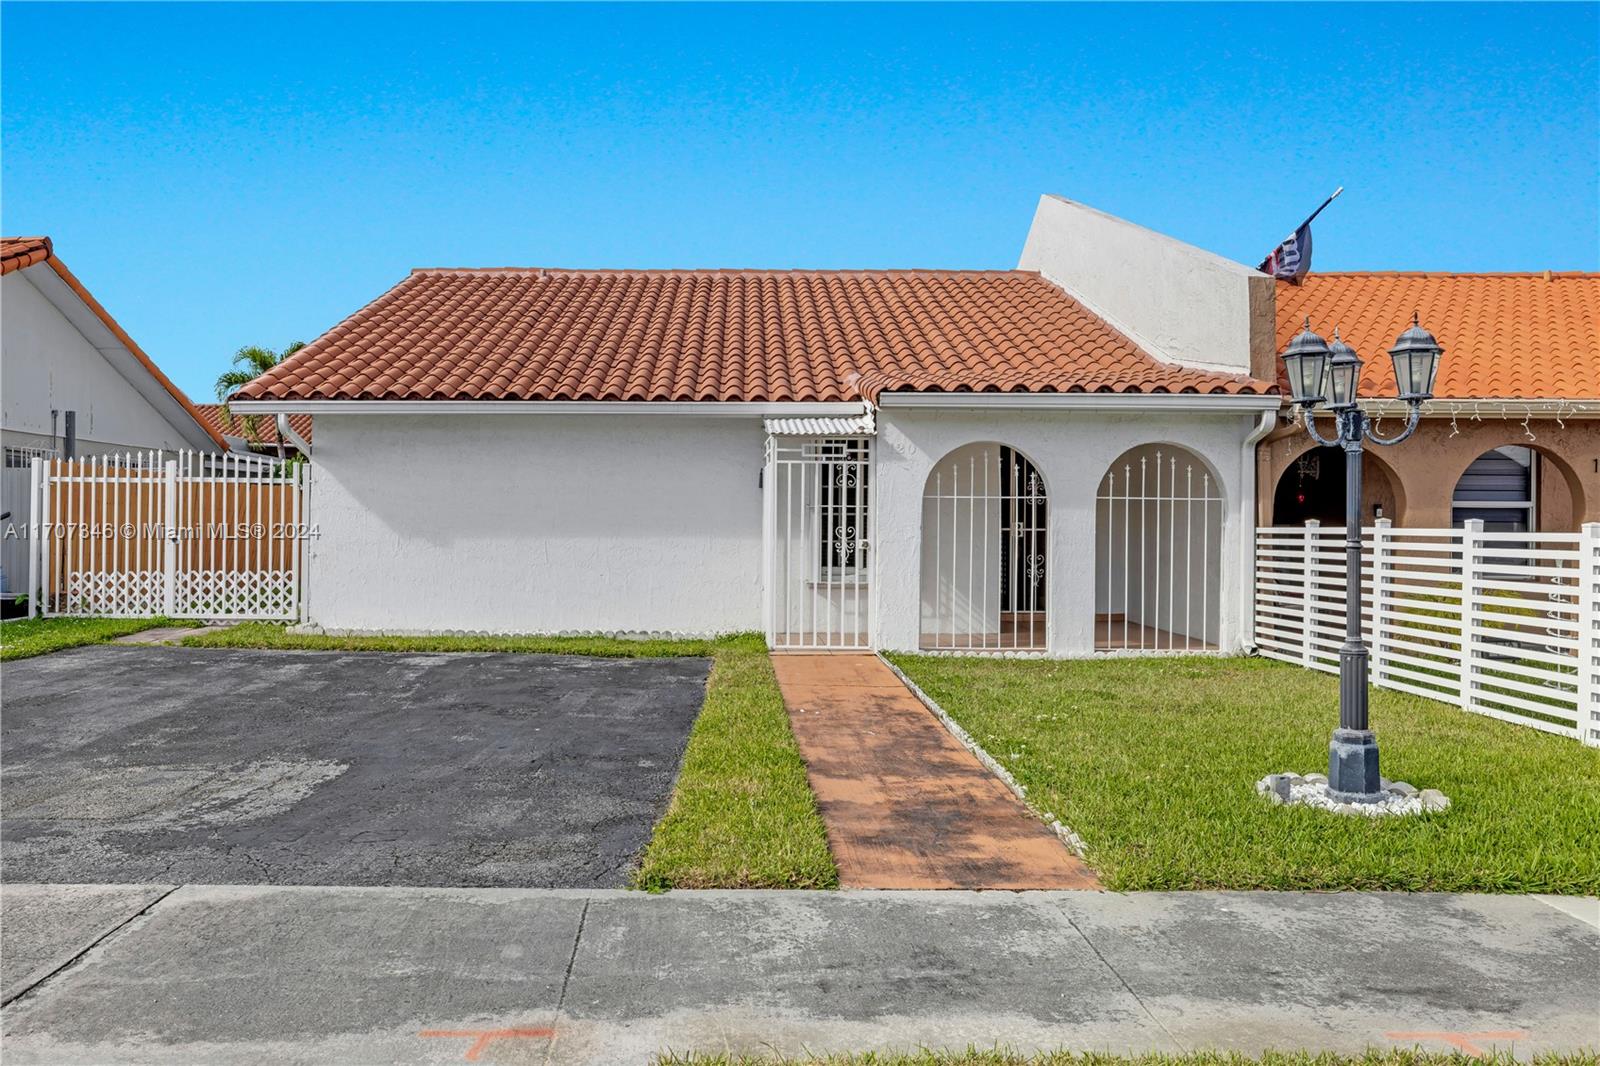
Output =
[
  {"x1": 1260, "y1": 222, "x2": 1313, "y2": 281},
  {"x1": 1258, "y1": 186, "x2": 1342, "y2": 284}
]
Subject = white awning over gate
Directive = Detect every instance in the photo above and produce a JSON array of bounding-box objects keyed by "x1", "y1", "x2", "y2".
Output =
[{"x1": 763, "y1": 411, "x2": 875, "y2": 437}]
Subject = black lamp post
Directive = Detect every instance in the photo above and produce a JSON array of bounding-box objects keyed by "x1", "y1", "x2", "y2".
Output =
[{"x1": 1279, "y1": 314, "x2": 1444, "y2": 802}]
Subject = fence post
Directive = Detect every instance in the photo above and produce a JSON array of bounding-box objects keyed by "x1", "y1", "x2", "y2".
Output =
[
  {"x1": 27, "y1": 457, "x2": 42, "y2": 617},
  {"x1": 162, "y1": 459, "x2": 178, "y2": 616},
  {"x1": 1301, "y1": 519, "x2": 1320, "y2": 666},
  {"x1": 1459, "y1": 518, "x2": 1484, "y2": 715},
  {"x1": 1370, "y1": 517, "x2": 1391, "y2": 686},
  {"x1": 1580, "y1": 522, "x2": 1600, "y2": 747}
]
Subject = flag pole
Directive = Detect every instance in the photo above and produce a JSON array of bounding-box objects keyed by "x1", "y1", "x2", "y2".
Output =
[
  {"x1": 1298, "y1": 186, "x2": 1344, "y2": 232},
  {"x1": 1259, "y1": 187, "x2": 1343, "y2": 272}
]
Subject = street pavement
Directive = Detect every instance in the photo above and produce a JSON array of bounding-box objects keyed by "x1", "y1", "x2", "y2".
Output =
[{"x1": 1, "y1": 884, "x2": 1595, "y2": 1064}]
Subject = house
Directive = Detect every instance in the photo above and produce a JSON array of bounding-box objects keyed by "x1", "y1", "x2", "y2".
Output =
[
  {"x1": 230, "y1": 197, "x2": 1283, "y2": 653},
  {"x1": 1259, "y1": 271, "x2": 1600, "y2": 532},
  {"x1": 193, "y1": 403, "x2": 312, "y2": 460},
  {"x1": 1, "y1": 236, "x2": 223, "y2": 600}
]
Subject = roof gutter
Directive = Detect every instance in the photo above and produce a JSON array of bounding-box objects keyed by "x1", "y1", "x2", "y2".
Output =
[
  {"x1": 276, "y1": 414, "x2": 312, "y2": 456},
  {"x1": 875, "y1": 392, "x2": 1280, "y2": 412},
  {"x1": 228, "y1": 400, "x2": 870, "y2": 417}
]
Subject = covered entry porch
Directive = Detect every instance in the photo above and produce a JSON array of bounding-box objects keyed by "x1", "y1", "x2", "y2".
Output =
[{"x1": 763, "y1": 397, "x2": 1269, "y2": 657}]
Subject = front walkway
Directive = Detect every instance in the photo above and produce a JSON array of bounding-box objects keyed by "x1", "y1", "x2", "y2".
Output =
[
  {"x1": 3, "y1": 884, "x2": 1594, "y2": 1064},
  {"x1": 771, "y1": 653, "x2": 1097, "y2": 889}
]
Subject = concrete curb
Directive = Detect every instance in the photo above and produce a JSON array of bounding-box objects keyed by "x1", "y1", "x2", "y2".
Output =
[{"x1": 875, "y1": 653, "x2": 1091, "y2": 861}]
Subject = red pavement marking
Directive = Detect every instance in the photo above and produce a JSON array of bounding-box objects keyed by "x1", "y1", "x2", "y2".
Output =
[
  {"x1": 1385, "y1": 1031, "x2": 1530, "y2": 1057},
  {"x1": 419, "y1": 1027, "x2": 555, "y2": 1061}
]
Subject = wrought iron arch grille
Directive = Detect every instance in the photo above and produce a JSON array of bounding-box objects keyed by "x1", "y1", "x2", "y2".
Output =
[
  {"x1": 920, "y1": 444, "x2": 1047, "y2": 652},
  {"x1": 1095, "y1": 447, "x2": 1223, "y2": 652}
]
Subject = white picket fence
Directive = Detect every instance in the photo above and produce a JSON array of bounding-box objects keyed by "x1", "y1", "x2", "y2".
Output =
[
  {"x1": 26, "y1": 451, "x2": 308, "y2": 621},
  {"x1": 1255, "y1": 519, "x2": 1600, "y2": 745}
]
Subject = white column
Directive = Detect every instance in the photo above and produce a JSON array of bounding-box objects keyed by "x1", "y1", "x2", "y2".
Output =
[
  {"x1": 1580, "y1": 522, "x2": 1600, "y2": 747},
  {"x1": 1459, "y1": 519, "x2": 1484, "y2": 715},
  {"x1": 1302, "y1": 519, "x2": 1320, "y2": 667},
  {"x1": 1370, "y1": 517, "x2": 1392, "y2": 687}
]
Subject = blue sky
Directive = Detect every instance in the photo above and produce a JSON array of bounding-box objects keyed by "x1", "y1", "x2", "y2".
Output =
[{"x1": 4, "y1": 2, "x2": 1596, "y2": 399}]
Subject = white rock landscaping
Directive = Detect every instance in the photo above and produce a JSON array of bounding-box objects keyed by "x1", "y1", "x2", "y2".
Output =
[{"x1": 1256, "y1": 772, "x2": 1450, "y2": 817}]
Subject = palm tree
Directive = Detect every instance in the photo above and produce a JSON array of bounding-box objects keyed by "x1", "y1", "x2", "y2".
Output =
[{"x1": 215, "y1": 342, "x2": 305, "y2": 454}]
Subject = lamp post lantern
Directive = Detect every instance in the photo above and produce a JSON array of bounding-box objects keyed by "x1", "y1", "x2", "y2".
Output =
[{"x1": 1279, "y1": 315, "x2": 1444, "y2": 802}]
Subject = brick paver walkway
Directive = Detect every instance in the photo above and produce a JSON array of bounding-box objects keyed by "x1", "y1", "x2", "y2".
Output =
[{"x1": 771, "y1": 653, "x2": 1098, "y2": 890}]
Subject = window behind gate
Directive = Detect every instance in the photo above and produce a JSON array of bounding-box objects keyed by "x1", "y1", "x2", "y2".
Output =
[{"x1": 817, "y1": 438, "x2": 869, "y2": 573}]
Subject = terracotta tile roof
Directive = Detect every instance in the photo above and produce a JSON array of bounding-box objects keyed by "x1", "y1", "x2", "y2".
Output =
[
  {"x1": 194, "y1": 404, "x2": 312, "y2": 448},
  {"x1": 1276, "y1": 272, "x2": 1600, "y2": 400},
  {"x1": 236, "y1": 268, "x2": 1272, "y2": 404},
  {"x1": 1, "y1": 236, "x2": 53, "y2": 275}
]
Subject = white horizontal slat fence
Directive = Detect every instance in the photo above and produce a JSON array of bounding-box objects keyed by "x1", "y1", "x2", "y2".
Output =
[{"x1": 1255, "y1": 518, "x2": 1600, "y2": 745}]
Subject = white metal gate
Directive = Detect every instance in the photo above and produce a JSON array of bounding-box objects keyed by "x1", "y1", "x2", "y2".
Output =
[
  {"x1": 1095, "y1": 445, "x2": 1223, "y2": 652},
  {"x1": 766, "y1": 436, "x2": 871, "y2": 649},
  {"x1": 920, "y1": 442, "x2": 1048, "y2": 652},
  {"x1": 28, "y1": 451, "x2": 307, "y2": 620}
]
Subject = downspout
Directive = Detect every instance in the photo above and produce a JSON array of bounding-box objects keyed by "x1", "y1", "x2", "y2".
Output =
[
  {"x1": 1241, "y1": 407, "x2": 1279, "y2": 651},
  {"x1": 276, "y1": 414, "x2": 311, "y2": 458}
]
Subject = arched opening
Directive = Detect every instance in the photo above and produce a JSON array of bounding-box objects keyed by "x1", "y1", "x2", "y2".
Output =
[
  {"x1": 920, "y1": 442, "x2": 1047, "y2": 651},
  {"x1": 1446, "y1": 442, "x2": 1593, "y2": 532},
  {"x1": 1271, "y1": 444, "x2": 1403, "y2": 526},
  {"x1": 1095, "y1": 444, "x2": 1223, "y2": 651}
]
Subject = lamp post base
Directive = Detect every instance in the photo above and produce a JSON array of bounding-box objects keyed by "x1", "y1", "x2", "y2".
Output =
[{"x1": 1328, "y1": 728, "x2": 1382, "y2": 803}]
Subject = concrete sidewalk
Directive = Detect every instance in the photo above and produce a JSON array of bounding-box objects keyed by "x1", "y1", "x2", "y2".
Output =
[{"x1": 2, "y1": 885, "x2": 1595, "y2": 1065}]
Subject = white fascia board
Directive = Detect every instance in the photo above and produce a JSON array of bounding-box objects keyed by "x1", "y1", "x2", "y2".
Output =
[
  {"x1": 876, "y1": 392, "x2": 1280, "y2": 412},
  {"x1": 226, "y1": 399, "x2": 872, "y2": 417}
]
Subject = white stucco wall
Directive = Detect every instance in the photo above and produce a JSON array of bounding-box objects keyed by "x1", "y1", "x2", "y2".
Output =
[
  {"x1": 1017, "y1": 195, "x2": 1275, "y2": 377},
  {"x1": 1, "y1": 270, "x2": 210, "y2": 454},
  {"x1": 870, "y1": 405, "x2": 1260, "y2": 655},
  {"x1": 303, "y1": 414, "x2": 767, "y2": 634}
]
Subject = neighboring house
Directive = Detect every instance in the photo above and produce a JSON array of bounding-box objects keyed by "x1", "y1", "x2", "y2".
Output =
[
  {"x1": 231, "y1": 197, "x2": 1283, "y2": 652},
  {"x1": 1259, "y1": 272, "x2": 1600, "y2": 531},
  {"x1": 1, "y1": 236, "x2": 223, "y2": 598},
  {"x1": 193, "y1": 403, "x2": 312, "y2": 459}
]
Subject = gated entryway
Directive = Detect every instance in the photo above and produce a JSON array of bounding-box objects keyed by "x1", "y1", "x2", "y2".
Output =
[
  {"x1": 24, "y1": 451, "x2": 308, "y2": 620},
  {"x1": 765, "y1": 432, "x2": 872, "y2": 649},
  {"x1": 1094, "y1": 444, "x2": 1223, "y2": 651},
  {"x1": 919, "y1": 442, "x2": 1049, "y2": 652}
]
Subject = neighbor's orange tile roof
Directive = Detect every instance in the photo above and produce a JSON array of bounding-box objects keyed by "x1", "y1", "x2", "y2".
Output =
[
  {"x1": 1, "y1": 236, "x2": 54, "y2": 275},
  {"x1": 236, "y1": 268, "x2": 1273, "y2": 403},
  {"x1": 1276, "y1": 272, "x2": 1600, "y2": 400},
  {"x1": 194, "y1": 404, "x2": 312, "y2": 447}
]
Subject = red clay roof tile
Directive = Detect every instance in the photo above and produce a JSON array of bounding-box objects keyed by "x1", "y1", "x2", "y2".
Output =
[
  {"x1": 193, "y1": 404, "x2": 312, "y2": 447},
  {"x1": 237, "y1": 268, "x2": 1273, "y2": 404},
  {"x1": 1276, "y1": 272, "x2": 1600, "y2": 400},
  {"x1": 1, "y1": 236, "x2": 53, "y2": 275}
]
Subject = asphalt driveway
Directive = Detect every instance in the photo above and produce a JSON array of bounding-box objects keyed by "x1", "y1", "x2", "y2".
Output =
[{"x1": 1, "y1": 646, "x2": 710, "y2": 888}]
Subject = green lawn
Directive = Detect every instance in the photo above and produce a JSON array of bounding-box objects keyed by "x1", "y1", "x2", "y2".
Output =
[
  {"x1": 181, "y1": 624, "x2": 837, "y2": 889},
  {"x1": 0, "y1": 615, "x2": 196, "y2": 661},
  {"x1": 887, "y1": 653, "x2": 1600, "y2": 894},
  {"x1": 657, "y1": 1050, "x2": 1595, "y2": 1066}
]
